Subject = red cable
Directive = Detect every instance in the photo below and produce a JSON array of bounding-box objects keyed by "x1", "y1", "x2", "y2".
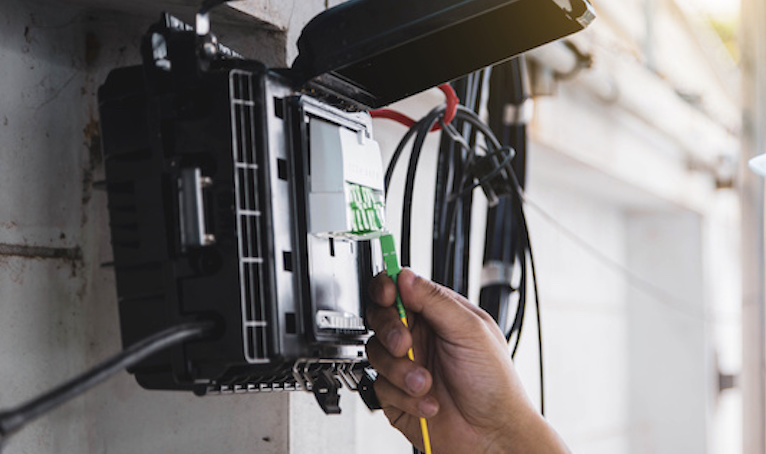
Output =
[
  {"x1": 370, "y1": 83, "x2": 459, "y2": 132},
  {"x1": 369, "y1": 109, "x2": 417, "y2": 129},
  {"x1": 439, "y1": 83, "x2": 459, "y2": 127}
]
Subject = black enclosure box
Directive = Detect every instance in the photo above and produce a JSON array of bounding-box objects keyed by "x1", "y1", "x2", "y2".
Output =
[{"x1": 100, "y1": 18, "x2": 381, "y2": 409}]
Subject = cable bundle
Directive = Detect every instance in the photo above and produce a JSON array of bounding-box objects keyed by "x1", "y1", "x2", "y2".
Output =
[{"x1": 375, "y1": 59, "x2": 545, "y2": 421}]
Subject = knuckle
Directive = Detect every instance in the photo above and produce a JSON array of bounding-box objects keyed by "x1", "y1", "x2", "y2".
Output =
[
  {"x1": 462, "y1": 310, "x2": 491, "y2": 334},
  {"x1": 415, "y1": 274, "x2": 451, "y2": 301},
  {"x1": 475, "y1": 307, "x2": 496, "y2": 325}
]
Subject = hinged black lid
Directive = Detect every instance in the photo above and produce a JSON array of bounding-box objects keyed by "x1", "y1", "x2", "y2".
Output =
[{"x1": 290, "y1": 0, "x2": 595, "y2": 109}]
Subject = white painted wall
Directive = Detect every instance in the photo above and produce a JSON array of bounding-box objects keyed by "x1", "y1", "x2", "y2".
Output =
[
  {"x1": 625, "y1": 212, "x2": 709, "y2": 454},
  {"x1": 521, "y1": 178, "x2": 631, "y2": 454}
]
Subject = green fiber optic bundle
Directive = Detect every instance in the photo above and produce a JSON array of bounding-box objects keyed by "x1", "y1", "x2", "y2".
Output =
[{"x1": 348, "y1": 183, "x2": 385, "y2": 234}]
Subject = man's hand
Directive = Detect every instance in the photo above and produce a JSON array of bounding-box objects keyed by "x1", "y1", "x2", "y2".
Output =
[{"x1": 365, "y1": 269, "x2": 570, "y2": 454}]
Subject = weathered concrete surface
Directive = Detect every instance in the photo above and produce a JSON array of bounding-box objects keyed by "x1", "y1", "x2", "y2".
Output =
[{"x1": 0, "y1": 1, "x2": 290, "y2": 453}]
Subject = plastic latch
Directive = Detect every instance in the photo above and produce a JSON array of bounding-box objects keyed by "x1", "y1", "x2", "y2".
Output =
[
  {"x1": 311, "y1": 370, "x2": 342, "y2": 415},
  {"x1": 358, "y1": 370, "x2": 381, "y2": 411}
]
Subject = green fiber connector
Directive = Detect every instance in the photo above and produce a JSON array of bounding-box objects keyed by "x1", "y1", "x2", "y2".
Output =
[
  {"x1": 380, "y1": 234, "x2": 406, "y2": 321},
  {"x1": 380, "y1": 234, "x2": 401, "y2": 276},
  {"x1": 348, "y1": 183, "x2": 385, "y2": 234}
]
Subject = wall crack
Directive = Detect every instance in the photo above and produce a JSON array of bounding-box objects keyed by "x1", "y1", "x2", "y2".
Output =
[{"x1": 0, "y1": 242, "x2": 82, "y2": 261}]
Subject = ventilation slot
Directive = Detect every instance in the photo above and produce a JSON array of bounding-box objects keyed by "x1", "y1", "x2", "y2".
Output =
[{"x1": 231, "y1": 70, "x2": 269, "y2": 364}]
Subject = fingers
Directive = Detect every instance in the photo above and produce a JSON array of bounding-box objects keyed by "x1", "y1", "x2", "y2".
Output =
[
  {"x1": 368, "y1": 271, "x2": 398, "y2": 308},
  {"x1": 366, "y1": 336, "x2": 432, "y2": 397},
  {"x1": 366, "y1": 303, "x2": 412, "y2": 358},
  {"x1": 368, "y1": 269, "x2": 504, "y2": 346},
  {"x1": 375, "y1": 375, "x2": 439, "y2": 419},
  {"x1": 396, "y1": 269, "x2": 488, "y2": 339},
  {"x1": 367, "y1": 271, "x2": 413, "y2": 359}
]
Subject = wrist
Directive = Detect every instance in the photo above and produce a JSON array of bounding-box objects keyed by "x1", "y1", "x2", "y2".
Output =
[{"x1": 484, "y1": 411, "x2": 570, "y2": 454}]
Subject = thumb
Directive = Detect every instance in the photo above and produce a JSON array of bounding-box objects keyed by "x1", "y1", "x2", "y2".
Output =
[{"x1": 396, "y1": 269, "x2": 488, "y2": 340}]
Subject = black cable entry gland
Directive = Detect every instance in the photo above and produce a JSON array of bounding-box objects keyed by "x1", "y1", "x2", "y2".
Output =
[{"x1": 0, "y1": 321, "x2": 214, "y2": 451}]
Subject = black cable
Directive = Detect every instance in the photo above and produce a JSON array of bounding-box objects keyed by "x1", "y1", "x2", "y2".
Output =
[
  {"x1": 505, "y1": 154, "x2": 544, "y2": 415},
  {"x1": 432, "y1": 130, "x2": 454, "y2": 281},
  {"x1": 0, "y1": 321, "x2": 213, "y2": 447},
  {"x1": 447, "y1": 148, "x2": 516, "y2": 201},
  {"x1": 455, "y1": 129, "x2": 477, "y2": 294},
  {"x1": 510, "y1": 268, "x2": 527, "y2": 357},
  {"x1": 505, "y1": 197, "x2": 528, "y2": 343},
  {"x1": 518, "y1": 198, "x2": 544, "y2": 415},
  {"x1": 432, "y1": 78, "x2": 466, "y2": 288},
  {"x1": 480, "y1": 58, "x2": 529, "y2": 341},
  {"x1": 401, "y1": 108, "x2": 443, "y2": 267},
  {"x1": 385, "y1": 124, "x2": 421, "y2": 195},
  {"x1": 528, "y1": 223, "x2": 544, "y2": 415},
  {"x1": 454, "y1": 70, "x2": 485, "y2": 294}
]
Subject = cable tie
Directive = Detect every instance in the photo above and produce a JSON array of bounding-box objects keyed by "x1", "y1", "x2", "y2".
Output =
[
  {"x1": 480, "y1": 260, "x2": 517, "y2": 288},
  {"x1": 502, "y1": 98, "x2": 534, "y2": 126}
]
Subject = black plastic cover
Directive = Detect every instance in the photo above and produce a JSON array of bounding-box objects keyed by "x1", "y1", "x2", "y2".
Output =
[{"x1": 290, "y1": 0, "x2": 595, "y2": 109}]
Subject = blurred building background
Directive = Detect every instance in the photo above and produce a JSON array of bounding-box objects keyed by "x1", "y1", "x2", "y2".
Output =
[
  {"x1": 0, "y1": 0, "x2": 759, "y2": 453},
  {"x1": 384, "y1": 1, "x2": 744, "y2": 453}
]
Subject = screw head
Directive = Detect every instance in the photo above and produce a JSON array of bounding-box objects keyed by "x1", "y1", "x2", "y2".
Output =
[{"x1": 202, "y1": 42, "x2": 217, "y2": 58}]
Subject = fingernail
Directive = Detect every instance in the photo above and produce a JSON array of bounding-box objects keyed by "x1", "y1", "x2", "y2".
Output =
[
  {"x1": 418, "y1": 397, "x2": 439, "y2": 418},
  {"x1": 398, "y1": 269, "x2": 415, "y2": 287},
  {"x1": 387, "y1": 329, "x2": 401, "y2": 352},
  {"x1": 406, "y1": 369, "x2": 426, "y2": 394}
]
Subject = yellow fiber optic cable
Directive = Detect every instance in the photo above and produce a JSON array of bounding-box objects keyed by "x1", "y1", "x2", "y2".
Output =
[{"x1": 380, "y1": 234, "x2": 433, "y2": 454}]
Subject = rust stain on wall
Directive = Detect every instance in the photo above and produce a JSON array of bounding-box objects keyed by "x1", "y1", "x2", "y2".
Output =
[{"x1": 81, "y1": 114, "x2": 101, "y2": 215}]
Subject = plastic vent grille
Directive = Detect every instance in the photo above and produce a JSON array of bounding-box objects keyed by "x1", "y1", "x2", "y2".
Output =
[{"x1": 230, "y1": 70, "x2": 269, "y2": 363}]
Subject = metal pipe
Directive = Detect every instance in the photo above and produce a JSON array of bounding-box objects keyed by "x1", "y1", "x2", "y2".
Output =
[{"x1": 526, "y1": 41, "x2": 619, "y2": 102}]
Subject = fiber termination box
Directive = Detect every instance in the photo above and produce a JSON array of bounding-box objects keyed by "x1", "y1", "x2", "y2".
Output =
[{"x1": 100, "y1": 16, "x2": 385, "y2": 413}]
